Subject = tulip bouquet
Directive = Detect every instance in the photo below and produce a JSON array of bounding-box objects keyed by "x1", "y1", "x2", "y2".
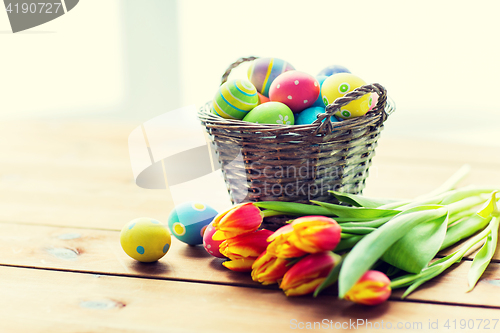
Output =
[{"x1": 210, "y1": 165, "x2": 500, "y2": 306}]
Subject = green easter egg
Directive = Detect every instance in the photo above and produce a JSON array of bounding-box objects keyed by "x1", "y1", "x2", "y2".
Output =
[
  {"x1": 242, "y1": 102, "x2": 294, "y2": 125},
  {"x1": 212, "y1": 79, "x2": 259, "y2": 120}
]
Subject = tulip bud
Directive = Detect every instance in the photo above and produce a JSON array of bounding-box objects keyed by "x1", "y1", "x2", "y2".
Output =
[
  {"x1": 220, "y1": 229, "x2": 273, "y2": 272},
  {"x1": 344, "y1": 270, "x2": 391, "y2": 306},
  {"x1": 212, "y1": 203, "x2": 263, "y2": 241},
  {"x1": 266, "y1": 224, "x2": 308, "y2": 259},
  {"x1": 251, "y1": 250, "x2": 291, "y2": 285},
  {"x1": 288, "y1": 216, "x2": 341, "y2": 253},
  {"x1": 280, "y1": 251, "x2": 341, "y2": 296}
]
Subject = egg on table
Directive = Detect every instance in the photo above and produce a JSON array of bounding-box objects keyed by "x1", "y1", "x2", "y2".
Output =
[
  {"x1": 269, "y1": 71, "x2": 320, "y2": 113},
  {"x1": 120, "y1": 217, "x2": 172, "y2": 262},
  {"x1": 295, "y1": 106, "x2": 340, "y2": 125},
  {"x1": 317, "y1": 64, "x2": 351, "y2": 77},
  {"x1": 167, "y1": 202, "x2": 218, "y2": 245},
  {"x1": 247, "y1": 57, "x2": 295, "y2": 97},
  {"x1": 243, "y1": 101, "x2": 294, "y2": 125},
  {"x1": 321, "y1": 73, "x2": 371, "y2": 119},
  {"x1": 202, "y1": 221, "x2": 225, "y2": 258},
  {"x1": 211, "y1": 79, "x2": 259, "y2": 120}
]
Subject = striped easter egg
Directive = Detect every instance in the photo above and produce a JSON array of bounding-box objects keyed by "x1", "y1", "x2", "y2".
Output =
[
  {"x1": 211, "y1": 79, "x2": 259, "y2": 120},
  {"x1": 247, "y1": 58, "x2": 295, "y2": 97}
]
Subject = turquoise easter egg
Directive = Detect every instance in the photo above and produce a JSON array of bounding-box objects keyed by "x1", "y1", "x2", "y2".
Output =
[
  {"x1": 243, "y1": 101, "x2": 294, "y2": 125},
  {"x1": 295, "y1": 106, "x2": 340, "y2": 125},
  {"x1": 167, "y1": 202, "x2": 218, "y2": 245},
  {"x1": 247, "y1": 58, "x2": 295, "y2": 97},
  {"x1": 317, "y1": 64, "x2": 351, "y2": 77},
  {"x1": 211, "y1": 79, "x2": 259, "y2": 120},
  {"x1": 311, "y1": 75, "x2": 328, "y2": 107}
]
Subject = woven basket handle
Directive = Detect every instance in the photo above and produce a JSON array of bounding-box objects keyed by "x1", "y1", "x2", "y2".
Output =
[
  {"x1": 314, "y1": 83, "x2": 388, "y2": 134},
  {"x1": 220, "y1": 56, "x2": 259, "y2": 85}
]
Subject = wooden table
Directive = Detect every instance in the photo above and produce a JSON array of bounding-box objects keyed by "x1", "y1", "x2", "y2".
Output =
[{"x1": 1, "y1": 120, "x2": 500, "y2": 332}]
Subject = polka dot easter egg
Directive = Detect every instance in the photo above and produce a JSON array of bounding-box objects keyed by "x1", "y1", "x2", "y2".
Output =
[
  {"x1": 317, "y1": 64, "x2": 351, "y2": 77},
  {"x1": 321, "y1": 73, "x2": 371, "y2": 119},
  {"x1": 167, "y1": 202, "x2": 218, "y2": 245},
  {"x1": 247, "y1": 57, "x2": 295, "y2": 97},
  {"x1": 269, "y1": 71, "x2": 320, "y2": 113},
  {"x1": 202, "y1": 222, "x2": 225, "y2": 258},
  {"x1": 211, "y1": 79, "x2": 259, "y2": 120},
  {"x1": 243, "y1": 101, "x2": 294, "y2": 125},
  {"x1": 295, "y1": 106, "x2": 340, "y2": 125},
  {"x1": 120, "y1": 217, "x2": 171, "y2": 263}
]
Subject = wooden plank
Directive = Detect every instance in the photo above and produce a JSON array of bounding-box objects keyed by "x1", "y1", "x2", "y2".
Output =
[
  {"x1": 0, "y1": 222, "x2": 258, "y2": 287},
  {"x1": 3, "y1": 222, "x2": 500, "y2": 308},
  {"x1": 1, "y1": 265, "x2": 500, "y2": 333}
]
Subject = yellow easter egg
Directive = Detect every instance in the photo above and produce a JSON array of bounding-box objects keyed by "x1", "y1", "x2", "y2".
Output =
[
  {"x1": 321, "y1": 73, "x2": 371, "y2": 119},
  {"x1": 120, "y1": 217, "x2": 171, "y2": 262}
]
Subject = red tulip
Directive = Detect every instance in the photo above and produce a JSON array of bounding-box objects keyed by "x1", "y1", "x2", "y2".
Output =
[
  {"x1": 344, "y1": 270, "x2": 391, "y2": 306},
  {"x1": 251, "y1": 250, "x2": 291, "y2": 285},
  {"x1": 212, "y1": 203, "x2": 263, "y2": 241},
  {"x1": 280, "y1": 251, "x2": 341, "y2": 296},
  {"x1": 220, "y1": 229, "x2": 273, "y2": 272}
]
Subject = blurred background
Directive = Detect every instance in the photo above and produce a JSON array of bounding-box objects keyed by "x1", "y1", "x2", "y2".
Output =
[{"x1": 1, "y1": 0, "x2": 499, "y2": 145}]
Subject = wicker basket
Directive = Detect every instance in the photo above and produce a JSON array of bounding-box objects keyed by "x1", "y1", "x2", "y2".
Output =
[{"x1": 198, "y1": 57, "x2": 395, "y2": 229}]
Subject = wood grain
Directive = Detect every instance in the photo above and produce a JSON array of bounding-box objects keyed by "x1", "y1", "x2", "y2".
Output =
[
  {"x1": 1, "y1": 265, "x2": 499, "y2": 333},
  {"x1": 2, "y1": 221, "x2": 500, "y2": 309}
]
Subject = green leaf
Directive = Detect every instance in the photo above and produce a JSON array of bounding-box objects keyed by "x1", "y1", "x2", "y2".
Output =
[
  {"x1": 328, "y1": 191, "x2": 399, "y2": 208},
  {"x1": 338, "y1": 205, "x2": 448, "y2": 298},
  {"x1": 310, "y1": 200, "x2": 400, "y2": 219},
  {"x1": 340, "y1": 226, "x2": 376, "y2": 235},
  {"x1": 382, "y1": 213, "x2": 448, "y2": 273},
  {"x1": 335, "y1": 235, "x2": 364, "y2": 252},
  {"x1": 467, "y1": 216, "x2": 500, "y2": 292},
  {"x1": 254, "y1": 201, "x2": 336, "y2": 216},
  {"x1": 313, "y1": 255, "x2": 344, "y2": 297},
  {"x1": 414, "y1": 164, "x2": 471, "y2": 201},
  {"x1": 440, "y1": 214, "x2": 491, "y2": 251},
  {"x1": 338, "y1": 217, "x2": 392, "y2": 228}
]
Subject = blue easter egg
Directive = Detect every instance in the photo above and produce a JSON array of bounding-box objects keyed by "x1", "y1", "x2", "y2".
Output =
[
  {"x1": 317, "y1": 65, "x2": 351, "y2": 77},
  {"x1": 167, "y1": 202, "x2": 218, "y2": 245},
  {"x1": 295, "y1": 106, "x2": 340, "y2": 125},
  {"x1": 312, "y1": 75, "x2": 328, "y2": 107}
]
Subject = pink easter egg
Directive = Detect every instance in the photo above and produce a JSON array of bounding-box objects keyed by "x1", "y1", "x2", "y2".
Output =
[
  {"x1": 269, "y1": 71, "x2": 320, "y2": 113},
  {"x1": 203, "y1": 222, "x2": 225, "y2": 258},
  {"x1": 368, "y1": 93, "x2": 378, "y2": 111}
]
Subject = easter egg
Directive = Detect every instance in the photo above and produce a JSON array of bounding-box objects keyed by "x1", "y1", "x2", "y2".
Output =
[
  {"x1": 295, "y1": 106, "x2": 340, "y2": 125},
  {"x1": 211, "y1": 79, "x2": 259, "y2": 120},
  {"x1": 243, "y1": 101, "x2": 294, "y2": 125},
  {"x1": 247, "y1": 57, "x2": 295, "y2": 97},
  {"x1": 311, "y1": 75, "x2": 328, "y2": 107},
  {"x1": 368, "y1": 93, "x2": 378, "y2": 111},
  {"x1": 269, "y1": 71, "x2": 320, "y2": 113},
  {"x1": 120, "y1": 217, "x2": 171, "y2": 262},
  {"x1": 167, "y1": 202, "x2": 218, "y2": 245},
  {"x1": 203, "y1": 222, "x2": 225, "y2": 258},
  {"x1": 321, "y1": 73, "x2": 371, "y2": 119},
  {"x1": 257, "y1": 93, "x2": 270, "y2": 105},
  {"x1": 317, "y1": 64, "x2": 351, "y2": 77}
]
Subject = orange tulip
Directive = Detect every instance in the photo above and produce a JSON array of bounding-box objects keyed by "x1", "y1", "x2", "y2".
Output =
[
  {"x1": 280, "y1": 251, "x2": 341, "y2": 296},
  {"x1": 212, "y1": 203, "x2": 263, "y2": 241},
  {"x1": 220, "y1": 229, "x2": 273, "y2": 272},
  {"x1": 288, "y1": 216, "x2": 341, "y2": 253},
  {"x1": 251, "y1": 250, "x2": 291, "y2": 285},
  {"x1": 344, "y1": 270, "x2": 391, "y2": 306},
  {"x1": 266, "y1": 224, "x2": 308, "y2": 259}
]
